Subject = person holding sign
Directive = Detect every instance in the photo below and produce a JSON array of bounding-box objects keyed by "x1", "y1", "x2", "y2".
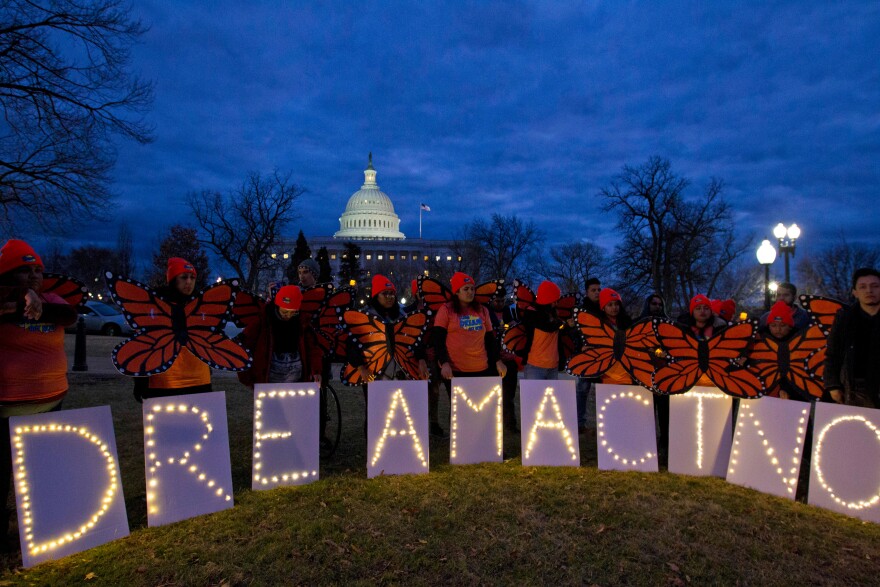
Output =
[
  {"x1": 435, "y1": 272, "x2": 507, "y2": 384},
  {"x1": 0, "y1": 240, "x2": 78, "y2": 547},
  {"x1": 238, "y1": 285, "x2": 323, "y2": 386},
  {"x1": 519, "y1": 280, "x2": 575, "y2": 380}
]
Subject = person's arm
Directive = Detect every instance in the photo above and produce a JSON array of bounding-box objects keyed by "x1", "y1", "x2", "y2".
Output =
[
  {"x1": 39, "y1": 293, "x2": 77, "y2": 327},
  {"x1": 823, "y1": 309, "x2": 846, "y2": 403}
]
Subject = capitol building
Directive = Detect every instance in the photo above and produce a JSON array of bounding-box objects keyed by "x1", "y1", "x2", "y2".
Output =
[{"x1": 276, "y1": 154, "x2": 458, "y2": 290}]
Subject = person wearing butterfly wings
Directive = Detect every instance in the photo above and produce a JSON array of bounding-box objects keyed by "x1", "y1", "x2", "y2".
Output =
[
  {"x1": 434, "y1": 272, "x2": 507, "y2": 386},
  {"x1": 238, "y1": 286, "x2": 324, "y2": 386},
  {"x1": 677, "y1": 294, "x2": 728, "y2": 339},
  {"x1": 0, "y1": 240, "x2": 78, "y2": 548},
  {"x1": 519, "y1": 280, "x2": 577, "y2": 380}
]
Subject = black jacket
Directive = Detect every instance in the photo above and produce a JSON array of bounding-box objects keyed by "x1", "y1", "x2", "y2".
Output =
[{"x1": 824, "y1": 303, "x2": 880, "y2": 405}]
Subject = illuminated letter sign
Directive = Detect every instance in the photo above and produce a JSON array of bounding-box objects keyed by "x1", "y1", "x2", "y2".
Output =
[
  {"x1": 143, "y1": 391, "x2": 234, "y2": 526},
  {"x1": 450, "y1": 377, "x2": 503, "y2": 465},
  {"x1": 252, "y1": 384, "x2": 319, "y2": 490},
  {"x1": 668, "y1": 387, "x2": 733, "y2": 477},
  {"x1": 809, "y1": 403, "x2": 880, "y2": 523},
  {"x1": 10, "y1": 406, "x2": 129, "y2": 568},
  {"x1": 520, "y1": 379, "x2": 579, "y2": 466},
  {"x1": 367, "y1": 380, "x2": 429, "y2": 478},
  {"x1": 726, "y1": 396, "x2": 808, "y2": 499},
  {"x1": 595, "y1": 384, "x2": 658, "y2": 472}
]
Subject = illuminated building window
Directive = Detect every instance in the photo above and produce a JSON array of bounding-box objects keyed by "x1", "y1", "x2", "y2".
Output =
[
  {"x1": 389, "y1": 255, "x2": 395, "y2": 260},
  {"x1": 330, "y1": 254, "x2": 337, "y2": 260},
  {"x1": 378, "y1": 255, "x2": 383, "y2": 260},
  {"x1": 524, "y1": 386, "x2": 578, "y2": 461},
  {"x1": 12, "y1": 423, "x2": 120, "y2": 557},
  {"x1": 446, "y1": 256, "x2": 452, "y2": 261},
  {"x1": 366, "y1": 254, "x2": 372, "y2": 260}
]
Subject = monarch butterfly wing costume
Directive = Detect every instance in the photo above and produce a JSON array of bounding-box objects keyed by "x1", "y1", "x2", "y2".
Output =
[
  {"x1": 315, "y1": 288, "x2": 354, "y2": 358},
  {"x1": 784, "y1": 324, "x2": 829, "y2": 400},
  {"x1": 744, "y1": 336, "x2": 783, "y2": 394},
  {"x1": 515, "y1": 284, "x2": 537, "y2": 312},
  {"x1": 41, "y1": 273, "x2": 89, "y2": 309},
  {"x1": 556, "y1": 293, "x2": 579, "y2": 321},
  {"x1": 106, "y1": 273, "x2": 251, "y2": 376},
  {"x1": 652, "y1": 320, "x2": 705, "y2": 395},
  {"x1": 299, "y1": 284, "x2": 332, "y2": 325},
  {"x1": 703, "y1": 322, "x2": 764, "y2": 399},
  {"x1": 566, "y1": 309, "x2": 617, "y2": 378},
  {"x1": 473, "y1": 279, "x2": 503, "y2": 307},
  {"x1": 338, "y1": 309, "x2": 393, "y2": 386},
  {"x1": 619, "y1": 318, "x2": 664, "y2": 392},
  {"x1": 416, "y1": 276, "x2": 453, "y2": 315},
  {"x1": 391, "y1": 311, "x2": 431, "y2": 380},
  {"x1": 799, "y1": 295, "x2": 845, "y2": 336},
  {"x1": 230, "y1": 289, "x2": 267, "y2": 332},
  {"x1": 502, "y1": 321, "x2": 527, "y2": 355}
]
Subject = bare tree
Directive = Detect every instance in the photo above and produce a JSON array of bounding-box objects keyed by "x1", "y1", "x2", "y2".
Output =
[
  {"x1": 188, "y1": 170, "x2": 305, "y2": 291},
  {"x1": 115, "y1": 224, "x2": 135, "y2": 276},
  {"x1": 0, "y1": 0, "x2": 153, "y2": 231},
  {"x1": 147, "y1": 225, "x2": 210, "y2": 289},
  {"x1": 464, "y1": 213, "x2": 544, "y2": 282},
  {"x1": 798, "y1": 235, "x2": 880, "y2": 301},
  {"x1": 537, "y1": 241, "x2": 608, "y2": 295},
  {"x1": 601, "y1": 156, "x2": 751, "y2": 308}
]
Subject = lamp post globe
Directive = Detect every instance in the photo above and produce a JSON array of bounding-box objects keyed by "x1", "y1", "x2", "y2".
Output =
[{"x1": 757, "y1": 240, "x2": 777, "y2": 311}]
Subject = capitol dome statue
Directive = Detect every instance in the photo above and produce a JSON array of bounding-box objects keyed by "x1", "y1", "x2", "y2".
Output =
[{"x1": 334, "y1": 153, "x2": 405, "y2": 240}]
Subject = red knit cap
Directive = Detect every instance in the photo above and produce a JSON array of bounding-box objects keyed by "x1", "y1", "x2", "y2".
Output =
[
  {"x1": 450, "y1": 271, "x2": 474, "y2": 294},
  {"x1": 536, "y1": 280, "x2": 561, "y2": 305},
  {"x1": 599, "y1": 288, "x2": 621, "y2": 310},
  {"x1": 718, "y1": 299, "x2": 736, "y2": 321},
  {"x1": 768, "y1": 300, "x2": 795, "y2": 327},
  {"x1": 274, "y1": 285, "x2": 303, "y2": 310},
  {"x1": 0, "y1": 239, "x2": 42, "y2": 275},
  {"x1": 371, "y1": 274, "x2": 396, "y2": 296},
  {"x1": 689, "y1": 294, "x2": 712, "y2": 314},
  {"x1": 166, "y1": 257, "x2": 196, "y2": 284}
]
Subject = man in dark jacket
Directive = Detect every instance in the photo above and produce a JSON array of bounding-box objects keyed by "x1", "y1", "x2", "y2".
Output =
[{"x1": 824, "y1": 268, "x2": 880, "y2": 408}]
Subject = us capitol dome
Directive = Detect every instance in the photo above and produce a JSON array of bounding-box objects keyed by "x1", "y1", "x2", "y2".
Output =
[{"x1": 334, "y1": 153, "x2": 405, "y2": 240}]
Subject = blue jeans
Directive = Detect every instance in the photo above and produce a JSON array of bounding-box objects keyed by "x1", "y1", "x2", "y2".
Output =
[{"x1": 524, "y1": 364, "x2": 558, "y2": 381}]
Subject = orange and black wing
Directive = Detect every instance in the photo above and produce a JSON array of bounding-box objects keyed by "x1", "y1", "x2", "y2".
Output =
[
  {"x1": 799, "y1": 295, "x2": 845, "y2": 336},
  {"x1": 502, "y1": 321, "x2": 527, "y2": 356},
  {"x1": 704, "y1": 322, "x2": 764, "y2": 398},
  {"x1": 417, "y1": 276, "x2": 452, "y2": 313},
  {"x1": 300, "y1": 285, "x2": 332, "y2": 324},
  {"x1": 315, "y1": 288, "x2": 355, "y2": 358},
  {"x1": 42, "y1": 273, "x2": 89, "y2": 309},
  {"x1": 230, "y1": 289, "x2": 266, "y2": 332},
  {"x1": 182, "y1": 282, "x2": 251, "y2": 371},
  {"x1": 515, "y1": 284, "x2": 537, "y2": 311},
  {"x1": 652, "y1": 320, "x2": 702, "y2": 395},
  {"x1": 566, "y1": 309, "x2": 616, "y2": 378},
  {"x1": 474, "y1": 279, "x2": 503, "y2": 307},
  {"x1": 744, "y1": 336, "x2": 782, "y2": 395},
  {"x1": 105, "y1": 273, "x2": 178, "y2": 376},
  {"x1": 338, "y1": 309, "x2": 392, "y2": 386},
  {"x1": 785, "y1": 324, "x2": 829, "y2": 400},
  {"x1": 391, "y1": 311, "x2": 431, "y2": 380},
  {"x1": 556, "y1": 293, "x2": 579, "y2": 321},
  {"x1": 619, "y1": 318, "x2": 664, "y2": 391}
]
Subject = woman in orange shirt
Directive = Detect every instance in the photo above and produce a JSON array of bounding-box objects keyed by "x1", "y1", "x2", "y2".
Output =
[
  {"x1": 520, "y1": 280, "x2": 575, "y2": 380},
  {"x1": 434, "y1": 272, "x2": 507, "y2": 383},
  {"x1": 0, "y1": 239, "x2": 78, "y2": 547}
]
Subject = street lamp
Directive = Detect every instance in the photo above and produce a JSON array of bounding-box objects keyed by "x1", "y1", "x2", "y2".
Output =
[
  {"x1": 772, "y1": 222, "x2": 800, "y2": 283},
  {"x1": 757, "y1": 240, "x2": 777, "y2": 311}
]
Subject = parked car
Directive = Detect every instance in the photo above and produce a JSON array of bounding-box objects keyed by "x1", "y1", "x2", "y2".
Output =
[{"x1": 68, "y1": 300, "x2": 134, "y2": 336}]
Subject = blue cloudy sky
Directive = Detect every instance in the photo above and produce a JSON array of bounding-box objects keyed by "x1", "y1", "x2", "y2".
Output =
[{"x1": 78, "y1": 1, "x2": 879, "y2": 265}]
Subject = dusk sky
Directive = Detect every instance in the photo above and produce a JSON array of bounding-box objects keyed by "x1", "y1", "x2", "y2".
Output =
[{"x1": 56, "y1": 1, "x2": 880, "y2": 269}]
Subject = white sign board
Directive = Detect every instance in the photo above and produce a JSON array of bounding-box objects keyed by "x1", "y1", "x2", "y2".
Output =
[
  {"x1": 520, "y1": 379, "x2": 580, "y2": 467},
  {"x1": 450, "y1": 377, "x2": 503, "y2": 465},
  {"x1": 668, "y1": 387, "x2": 734, "y2": 477},
  {"x1": 809, "y1": 402, "x2": 880, "y2": 523},
  {"x1": 367, "y1": 380, "x2": 429, "y2": 478},
  {"x1": 143, "y1": 391, "x2": 234, "y2": 526},
  {"x1": 10, "y1": 406, "x2": 129, "y2": 568},
  {"x1": 726, "y1": 396, "x2": 809, "y2": 499},
  {"x1": 252, "y1": 384, "x2": 320, "y2": 490},
  {"x1": 595, "y1": 384, "x2": 658, "y2": 472}
]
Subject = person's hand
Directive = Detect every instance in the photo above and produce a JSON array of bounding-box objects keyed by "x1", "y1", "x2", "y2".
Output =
[
  {"x1": 358, "y1": 365, "x2": 374, "y2": 383},
  {"x1": 418, "y1": 359, "x2": 430, "y2": 380},
  {"x1": 440, "y1": 362, "x2": 453, "y2": 380},
  {"x1": 565, "y1": 318, "x2": 576, "y2": 328},
  {"x1": 313, "y1": 373, "x2": 322, "y2": 386},
  {"x1": 23, "y1": 289, "x2": 41, "y2": 320},
  {"x1": 496, "y1": 360, "x2": 508, "y2": 378},
  {"x1": 778, "y1": 390, "x2": 789, "y2": 400},
  {"x1": 829, "y1": 388, "x2": 844, "y2": 404}
]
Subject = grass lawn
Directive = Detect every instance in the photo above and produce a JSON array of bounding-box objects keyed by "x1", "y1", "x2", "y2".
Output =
[{"x1": 0, "y1": 339, "x2": 878, "y2": 585}]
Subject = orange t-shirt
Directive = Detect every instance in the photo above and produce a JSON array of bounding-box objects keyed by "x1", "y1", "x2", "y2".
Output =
[
  {"x1": 528, "y1": 328, "x2": 559, "y2": 369},
  {"x1": 148, "y1": 348, "x2": 211, "y2": 389},
  {"x1": 435, "y1": 303, "x2": 492, "y2": 373}
]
